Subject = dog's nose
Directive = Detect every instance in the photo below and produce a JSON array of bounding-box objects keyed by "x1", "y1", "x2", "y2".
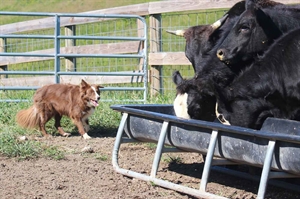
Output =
[{"x1": 97, "y1": 96, "x2": 100, "y2": 101}]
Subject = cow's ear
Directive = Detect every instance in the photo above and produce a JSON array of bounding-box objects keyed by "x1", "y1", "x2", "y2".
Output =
[
  {"x1": 172, "y1": 71, "x2": 183, "y2": 85},
  {"x1": 227, "y1": 1, "x2": 245, "y2": 17},
  {"x1": 255, "y1": 8, "x2": 282, "y2": 40}
]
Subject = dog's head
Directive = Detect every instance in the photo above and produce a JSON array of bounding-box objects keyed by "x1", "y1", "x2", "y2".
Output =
[{"x1": 80, "y1": 79, "x2": 104, "y2": 108}]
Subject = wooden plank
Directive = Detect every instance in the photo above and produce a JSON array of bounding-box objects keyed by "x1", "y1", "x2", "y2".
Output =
[
  {"x1": 0, "y1": 71, "x2": 149, "y2": 87},
  {"x1": 0, "y1": 41, "x2": 142, "y2": 66},
  {"x1": 149, "y1": 0, "x2": 300, "y2": 14},
  {"x1": 0, "y1": 38, "x2": 7, "y2": 78},
  {"x1": 64, "y1": 25, "x2": 76, "y2": 72},
  {"x1": 149, "y1": 52, "x2": 191, "y2": 66}
]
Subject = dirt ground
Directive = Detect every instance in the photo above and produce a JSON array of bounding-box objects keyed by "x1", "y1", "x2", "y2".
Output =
[{"x1": 1, "y1": 130, "x2": 300, "y2": 199}]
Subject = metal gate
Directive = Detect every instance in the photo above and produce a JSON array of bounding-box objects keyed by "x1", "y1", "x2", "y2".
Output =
[{"x1": 0, "y1": 12, "x2": 147, "y2": 102}]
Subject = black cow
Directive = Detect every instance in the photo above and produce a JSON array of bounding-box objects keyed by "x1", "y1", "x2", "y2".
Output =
[
  {"x1": 217, "y1": 0, "x2": 300, "y2": 69},
  {"x1": 173, "y1": 71, "x2": 216, "y2": 121},
  {"x1": 215, "y1": 28, "x2": 300, "y2": 129},
  {"x1": 167, "y1": 1, "x2": 245, "y2": 73},
  {"x1": 172, "y1": 0, "x2": 283, "y2": 120},
  {"x1": 171, "y1": 1, "x2": 246, "y2": 120}
]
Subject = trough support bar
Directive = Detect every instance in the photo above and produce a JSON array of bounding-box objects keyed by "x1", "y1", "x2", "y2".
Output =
[
  {"x1": 257, "y1": 140, "x2": 276, "y2": 199},
  {"x1": 200, "y1": 129, "x2": 219, "y2": 192},
  {"x1": 112, "y1": 113, "x2": 128, "y2": 170},
  {"x1": 112, "y1": 115, "x2": 229, "y2": 199},
  {"x1": 151, "y1": 121, "x2": 169, "y2": 178}
]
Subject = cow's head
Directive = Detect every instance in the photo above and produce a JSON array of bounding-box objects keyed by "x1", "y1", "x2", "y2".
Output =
[
  {"x1": 166, "y1": 14, "x2": 229, "y2": 73},
  {"x1": 173, "y1": 71, "x2": 216, "y2": 121},
  {"x1": 216, "y1": 0, "x2": 282, "y2": 66}
]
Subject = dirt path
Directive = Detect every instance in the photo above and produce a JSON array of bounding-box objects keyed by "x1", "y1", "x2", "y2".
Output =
[{"x1": 0, "y1": 135, "x2": 299, "y2": 199}]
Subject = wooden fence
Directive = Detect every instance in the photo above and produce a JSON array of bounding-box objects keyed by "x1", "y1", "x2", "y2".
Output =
[{"x1": 0, "y1": 0, "x2": 298, "y2": 96}]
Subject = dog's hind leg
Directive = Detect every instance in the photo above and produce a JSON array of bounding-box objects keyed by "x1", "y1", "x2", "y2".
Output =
[
  {"x1": 54, "y1": 114, "x2": 71, "y2": 137},
  {"x1": 39, "y1": 111, "x2": 52, "y2": 138}
]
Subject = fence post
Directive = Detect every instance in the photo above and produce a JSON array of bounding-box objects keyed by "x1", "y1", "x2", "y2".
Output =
[
  {"x1": 149, "y1": 14, "x2": 162, "y2": 97},
  {"x1": 64, "y1": 25, "x2": 76, "y2": 72},
  {"x1": 0, "y1": 38, "x2": 7, "y2": 79}
]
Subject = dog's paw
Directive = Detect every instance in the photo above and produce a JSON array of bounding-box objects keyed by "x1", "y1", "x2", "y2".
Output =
[
  {"x1": 82, "y1": 133, "x2": 92, "y2": 139},
  {"x1": 62, "y1": 133, "x2": 71, "y2": 137}
]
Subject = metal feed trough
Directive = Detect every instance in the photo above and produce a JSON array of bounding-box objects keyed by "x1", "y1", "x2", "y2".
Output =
[{"x1": 111, "y1": 104, "x2": 300, "y2": 199}]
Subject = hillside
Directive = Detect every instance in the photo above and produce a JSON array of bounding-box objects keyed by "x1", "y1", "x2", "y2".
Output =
[
  {"x1": 0, "y1": 0, "x2": 158, "y2": 24},
  {"x1": 0, "y1": 0, "x2": 155, "y2": 13}
]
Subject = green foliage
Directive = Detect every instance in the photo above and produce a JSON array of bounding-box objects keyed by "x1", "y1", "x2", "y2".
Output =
[
  {"x1": 0, "y1": 126, "x2": 66, "y2": 160},
  {"x1": 0, "y1": 130, "x2": 40, "y2": 160},
  {"x1": 162, "y1": 155, "x2": 183, "y2": 164},
  {"x1": 145, "y1": 143, "x2": 157, "y2": 149},
  {"x1": 95, "y1": 153, "x2": 108, "y2": 161},
  {"x1": 42, "y1": 145, "x2": 65, "y2": 160}
]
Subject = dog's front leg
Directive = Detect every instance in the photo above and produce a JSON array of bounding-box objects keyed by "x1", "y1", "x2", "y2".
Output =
[
  {"x1": 74, "y1": 119, "x2": 91, "y2": 139},
  {"x1": 82, "y1": 119, "x2": 90, "y2": 132}
]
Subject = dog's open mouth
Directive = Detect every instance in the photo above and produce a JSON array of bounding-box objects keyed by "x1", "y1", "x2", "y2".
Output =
[{"x1": 90, "y1": 99, "x2": 99, "y2": 107}]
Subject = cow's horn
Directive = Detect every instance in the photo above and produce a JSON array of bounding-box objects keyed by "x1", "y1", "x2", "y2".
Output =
[
  {"x1": 166, "y1": 29, "x2": 185, "y2": 37},
  {"x1": 211, "y1": 14, "x2": 228, "y2": 30}
]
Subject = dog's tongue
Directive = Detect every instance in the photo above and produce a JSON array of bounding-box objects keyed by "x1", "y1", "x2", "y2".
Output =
[{"x1": 92, "y1": 100, "x2": 99, "y2": 107}]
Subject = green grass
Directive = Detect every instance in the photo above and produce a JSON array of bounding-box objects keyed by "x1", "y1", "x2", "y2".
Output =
[{"x1": 162, "y1": 155, "x2": 183, "y2": 164}]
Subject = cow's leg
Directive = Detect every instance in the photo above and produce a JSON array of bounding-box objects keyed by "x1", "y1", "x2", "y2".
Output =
[{"x1": 54, "y1": 114, "x2": 71, "y2": 137}]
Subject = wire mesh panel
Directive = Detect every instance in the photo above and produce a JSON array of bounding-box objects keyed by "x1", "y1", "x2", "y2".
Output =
[
  {"x1": 0, "y1": 12, "x2": 147, "y2": 103},
  {"x1": 159, "y1": 9, "x2": 228, "y2": 96}
]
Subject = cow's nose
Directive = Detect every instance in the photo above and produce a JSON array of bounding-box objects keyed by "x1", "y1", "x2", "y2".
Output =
[{"x1": 217, "y1": 49, "x2": 225, "y2": 61}]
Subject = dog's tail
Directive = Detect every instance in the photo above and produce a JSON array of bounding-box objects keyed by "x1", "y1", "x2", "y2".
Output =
[{"x1": 16, "y1": 106, "x2": 40, "y2": 129}]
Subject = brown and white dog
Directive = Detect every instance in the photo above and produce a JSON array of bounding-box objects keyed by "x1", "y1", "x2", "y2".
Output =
[{"x1": 16, "y1": 79, "x2": 103, "y2": 139}]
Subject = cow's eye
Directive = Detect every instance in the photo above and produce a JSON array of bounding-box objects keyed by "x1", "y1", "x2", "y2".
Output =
[{"x1": 239, "y1": 25, "x2": 250, "y2": 33}]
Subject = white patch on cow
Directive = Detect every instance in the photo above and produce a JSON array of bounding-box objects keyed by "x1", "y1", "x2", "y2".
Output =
[
  {"x1": 83, "y1": 133, "x2": 92, "y2": 139},
  {"x1": 173, "y1": 93, "x2": 191, "y2": 119},
  {"x1": 215, "y1": 103, "x2": 231, "y2": 125}
]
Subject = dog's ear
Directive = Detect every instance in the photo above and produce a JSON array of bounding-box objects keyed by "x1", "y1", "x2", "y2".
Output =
[
  {"x1": 97, "y1": 85, "x2": 104, "y2": 89},
  {"x1": 80, "y1": 79, "x2": 90, "y2": 91}
]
